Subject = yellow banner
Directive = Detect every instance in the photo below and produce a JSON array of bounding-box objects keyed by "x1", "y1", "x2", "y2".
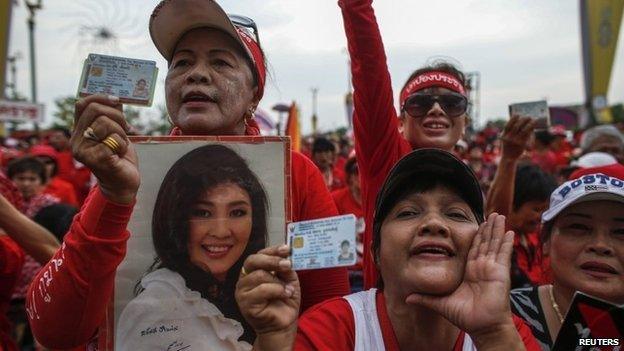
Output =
[
  {"x1": 581, "y1": 0, "x2": 624, "y2": 107},
  {"x1": 0, "y1": 0, "x2": 13, "y2": 99}
]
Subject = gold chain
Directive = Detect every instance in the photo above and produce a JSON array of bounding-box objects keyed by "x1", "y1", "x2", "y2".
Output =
[{"x1": 549, "y1": 285, "x2": 564, "y2": 323}]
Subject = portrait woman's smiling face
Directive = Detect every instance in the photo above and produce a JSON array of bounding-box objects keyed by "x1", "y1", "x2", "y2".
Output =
[{"x1": 187, "y1": 182, "x2": 253, "y2": 281}]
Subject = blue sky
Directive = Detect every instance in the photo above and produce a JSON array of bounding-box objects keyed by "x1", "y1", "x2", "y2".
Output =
[{"x1": 6, "y1": 0, "x2": 624, "y2": 133}]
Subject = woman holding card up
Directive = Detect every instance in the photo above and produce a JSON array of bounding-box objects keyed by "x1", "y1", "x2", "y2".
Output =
[
  {"x1": 236, "y1": 149, "x2": 541, "y2": 350},
  {"x1": 26, "y1": 0, "x2": 349, "y2": 349}
]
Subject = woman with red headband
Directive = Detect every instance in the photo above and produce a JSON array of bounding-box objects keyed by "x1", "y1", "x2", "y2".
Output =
[
  {"x1": 338, "y1": 0, "x2": 471, "y2": 289},
  {"x1": 26, "y1": 0, "x2": 349, "y2": 349}
]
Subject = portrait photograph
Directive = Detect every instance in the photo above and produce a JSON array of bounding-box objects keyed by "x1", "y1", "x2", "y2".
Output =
[{"x1": 103, "y1": 136, "x2": 289, "y2": 351}]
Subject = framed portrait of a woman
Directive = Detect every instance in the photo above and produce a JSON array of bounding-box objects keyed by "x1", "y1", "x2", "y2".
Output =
[{"x1": 103, "y1": 136, "x2": 289, "y2": 351}]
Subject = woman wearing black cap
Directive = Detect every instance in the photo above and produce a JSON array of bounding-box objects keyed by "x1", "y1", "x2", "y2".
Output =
[
  {"x1": 26, "y1": 0, "x2": 348, "y2": 349},
  {"x1": 236, "y1": 149, "x2": 541, "y2": 350}
]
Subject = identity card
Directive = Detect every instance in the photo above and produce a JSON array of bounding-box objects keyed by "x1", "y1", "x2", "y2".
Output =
[
  {"x1": 77, "y1": 53, "x2": 158, "y2": 106},
  {"x1": 288, "y1": 214, "x2": 357, "y2": 270},
  {"x1": 509, "y1": 100, "x2": 551, "y2": 130}
]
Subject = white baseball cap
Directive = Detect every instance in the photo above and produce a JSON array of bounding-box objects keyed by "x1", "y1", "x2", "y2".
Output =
[{"x1": 542, "y1": 173, "x2": 624, "y2": 222}]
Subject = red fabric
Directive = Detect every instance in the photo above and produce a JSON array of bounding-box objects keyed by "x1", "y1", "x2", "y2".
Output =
[
  {"x1": 235, "y1": 27, "x2": 265, "y2": 100},
  {"x1": 43, "y1": 177, "x2": 79, "y2": 208},
  {"x1": 569, "y1": 163, "x2": 624, "y2": 180},
  {"x1": 400, "y1": 71, "x2": 467, "y2": 107},
  {"x1": 530, "y1": 150, "x2": 558, "y2": 174},
  {"x1": 55, "y1": 151, "x2": 92, "y2": 204},
  {"x1": 339, "y1": 0, "x2": 412, "y2": 289},
  {"x1": 514, "y1": 231, "x2": 551, "y2": 286},
  {"x1": 296, "y1": 290, "x2": 541, "y2": 350},
  {"x1": 331, "y1": 188, "x2": 363, "y2": 219},
  {"x1": 27, "y1": 127, "x2": 348, "y2": 349},
  {"x1": 26, "y1": 187, "x2": 134, "y2": 349},
  {"x1": 0, "y1": 236, "x2": 24, "y2": 351}
]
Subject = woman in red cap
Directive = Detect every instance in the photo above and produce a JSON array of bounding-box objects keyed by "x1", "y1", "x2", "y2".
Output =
[
  {"x1": 27, "y1": 0, "x2": 349, "y2": 349},
  {"x1": 338, "y1": 0, "x2": 472, "y2": 289}
]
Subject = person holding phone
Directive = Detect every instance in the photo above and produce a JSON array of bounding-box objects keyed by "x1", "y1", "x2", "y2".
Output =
[
  {"x1": 27, "y1": 1, "x2": 349, "y2": 349},
  {"x1": 236, "y1": 149, "x2": 541, "y2": 351},
  {"x1": 338, "y1": 0, "x2": 471, "y2": 289}
]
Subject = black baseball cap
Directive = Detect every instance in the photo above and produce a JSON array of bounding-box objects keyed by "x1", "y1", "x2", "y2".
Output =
[{"x1": 374, "y1": 148, "x2": 484, "y2": 225}]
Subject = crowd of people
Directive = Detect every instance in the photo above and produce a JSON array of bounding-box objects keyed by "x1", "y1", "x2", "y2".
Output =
[{"x1": 0, "y1": 0, "x2": 623, "y2": 350}]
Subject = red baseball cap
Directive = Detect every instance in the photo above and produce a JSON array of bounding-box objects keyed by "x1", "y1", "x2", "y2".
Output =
[{"x1": 30, "y1": 144, "x2": 58, "y2": 161}]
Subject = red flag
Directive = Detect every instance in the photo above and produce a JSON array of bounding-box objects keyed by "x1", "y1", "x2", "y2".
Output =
[{"x1": 285, "y1": 102, "x2": 301, "y2": 152}]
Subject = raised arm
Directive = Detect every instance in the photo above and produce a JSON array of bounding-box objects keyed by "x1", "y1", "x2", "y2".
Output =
[
  {"x1": 27, "y1": 94, "x2": 139, "y2": 348},
  {"x1": 486, "y1": 116, "x2": 535, "y2": 216},
  {"x1": 338, "y1": 0, "x2": 405, "y2": 176}
]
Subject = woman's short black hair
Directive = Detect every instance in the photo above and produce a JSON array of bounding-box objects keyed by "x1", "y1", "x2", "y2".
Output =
[
  {"x1": 345, "y1": 157, "x2": 358, "y2": 176},
  {"x1": 149, "y1": 144, "x2": 268, "y2": 342},
  {"x1": 513, "y1": 163, "x2": 557, "y2": 210},
  {"x1": 7, "y1": 157, "x2": 47, "y2": 184},
  {"x1": 312, "y1": 137, "x2": 336, "y2": 154}
]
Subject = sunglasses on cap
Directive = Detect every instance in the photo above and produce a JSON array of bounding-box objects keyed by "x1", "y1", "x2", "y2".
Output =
[
  {"x1": 402, "y1": 93, "x2": 468, "y2": 118},
  {"x1": 228, "y1": 14, "x2": 260, "y2": 46}
]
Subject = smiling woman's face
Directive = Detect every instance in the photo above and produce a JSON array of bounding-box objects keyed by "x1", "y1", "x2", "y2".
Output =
[
  {"x1": 165, "y1": 28, "x2": 258, "y2": 136},
  {"x1": 400, "y1": 87, "x2": 467, "y2": 152},
  {"x1": 187, "y1": 182, "x2": 253, "y2": 281},
  {"x1": 379, "y1": 185, "x2": 479, "y2": 296},
  {"x1": 548, "y1": 200, "x2": 624, "y2": 304}
]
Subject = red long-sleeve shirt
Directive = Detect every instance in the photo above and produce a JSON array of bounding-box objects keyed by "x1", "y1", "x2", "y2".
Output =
[
  {"x1": 339, "y1": 0, "x2": 412, "y2": 289},
  {"x1": 27, "y1": 140, "x2": 348, "y2": 349}
]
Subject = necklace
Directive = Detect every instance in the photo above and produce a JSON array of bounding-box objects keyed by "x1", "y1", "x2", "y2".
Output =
[{"x1": 549, "y1": 285, "x2": 564, "y2": 323}]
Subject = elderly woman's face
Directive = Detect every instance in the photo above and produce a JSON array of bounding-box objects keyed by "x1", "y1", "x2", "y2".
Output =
[
  {"x1": 379, "y1": 185, "x2": 478, "y2": 295},
  {"x1": 548, "y1": 200, "x2": 624, "y2": 304},
  {"x1": 165, "y1": 28, "x2": 257, "y2": 135},
  {"x1": 187, "y1": 182, "x2": 253, "y2": 281}
]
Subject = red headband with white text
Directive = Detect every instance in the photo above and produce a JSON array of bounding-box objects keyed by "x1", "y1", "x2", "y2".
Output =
[
  {"x1": 236, "y1": 27, "x2": 265, "y2": 100},
  {"x1": 399, "y1": 71, "x2": 466, "y2": 108}
]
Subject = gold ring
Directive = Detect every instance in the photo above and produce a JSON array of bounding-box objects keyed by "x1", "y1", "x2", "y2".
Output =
[
  {"x1": 241, "y1": 266, "x2": 248, "y2": 277},
  {"x1": 83, "y1": 127, "x2": 99, "y2": 141},
  {"x1": 102, "y1": 136, "x2": 120, "y2": 153}
]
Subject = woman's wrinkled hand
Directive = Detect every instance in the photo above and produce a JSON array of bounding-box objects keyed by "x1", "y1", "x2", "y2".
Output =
[
  {"x1": 405, "y1": 213, "x2": 518, "y2": 342},
  {"x1": 71, "y1": 94, "x2": 139, "y2": 204},
  {"x1": 235, "y1": 244, "x2": 299, "y2": 351}
]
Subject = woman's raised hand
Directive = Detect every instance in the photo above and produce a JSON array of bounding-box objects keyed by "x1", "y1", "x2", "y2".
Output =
[
  {"x1": 235, "y1": 244, "x2": 299, "y2": 351},
  {"x1": 72, "y1": 94, "x2": 139, "y2": 204},
  {"x1": 405, "y1": 213, "x2": 524, "y2": 349},
  {"x1": 501, "y1": 115, "x2": 536, "y2": 161}
]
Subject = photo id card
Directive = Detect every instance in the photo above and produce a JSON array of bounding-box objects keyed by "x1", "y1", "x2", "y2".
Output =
[
  {"x1": 509, "y1": 100, "x2": 551, "y2": 130},
  {"x1": 288, "y1": 214, "x2": 357, "y2": 270},
  {"x1": 77, "y1": 53, "x2": 158, "y2": 106}
]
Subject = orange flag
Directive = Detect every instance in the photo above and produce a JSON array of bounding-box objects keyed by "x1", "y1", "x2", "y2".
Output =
[{"x1": 285, "y1": 101, "x2": 301, "y2": 152}]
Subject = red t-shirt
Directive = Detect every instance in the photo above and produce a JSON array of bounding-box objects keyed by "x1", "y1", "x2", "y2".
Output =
[
  {"x1": 43, "y1": 177, "x2": 79, "y2": 208},
  {"x1": 296, "y1": 290, "x2": 541, "y2": 350},
  {"x1": 331, "y1": 187, "x2": 363, "y2": 219},
  {"x1": 0, "y1": 235, "x2": 25, "y2": 351},
  {"x1": 55, "y1": 150, "x2": 92, "y2": 205},
  {"x1": 339, "y1": 0, "x2": 412, "y2": 289},
  {"x1": 27, "y1": 131, "x2": 349, "y2": 349},
  {"x1": 514, "y1": 231, "x2": 551, "y2": 286}
]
